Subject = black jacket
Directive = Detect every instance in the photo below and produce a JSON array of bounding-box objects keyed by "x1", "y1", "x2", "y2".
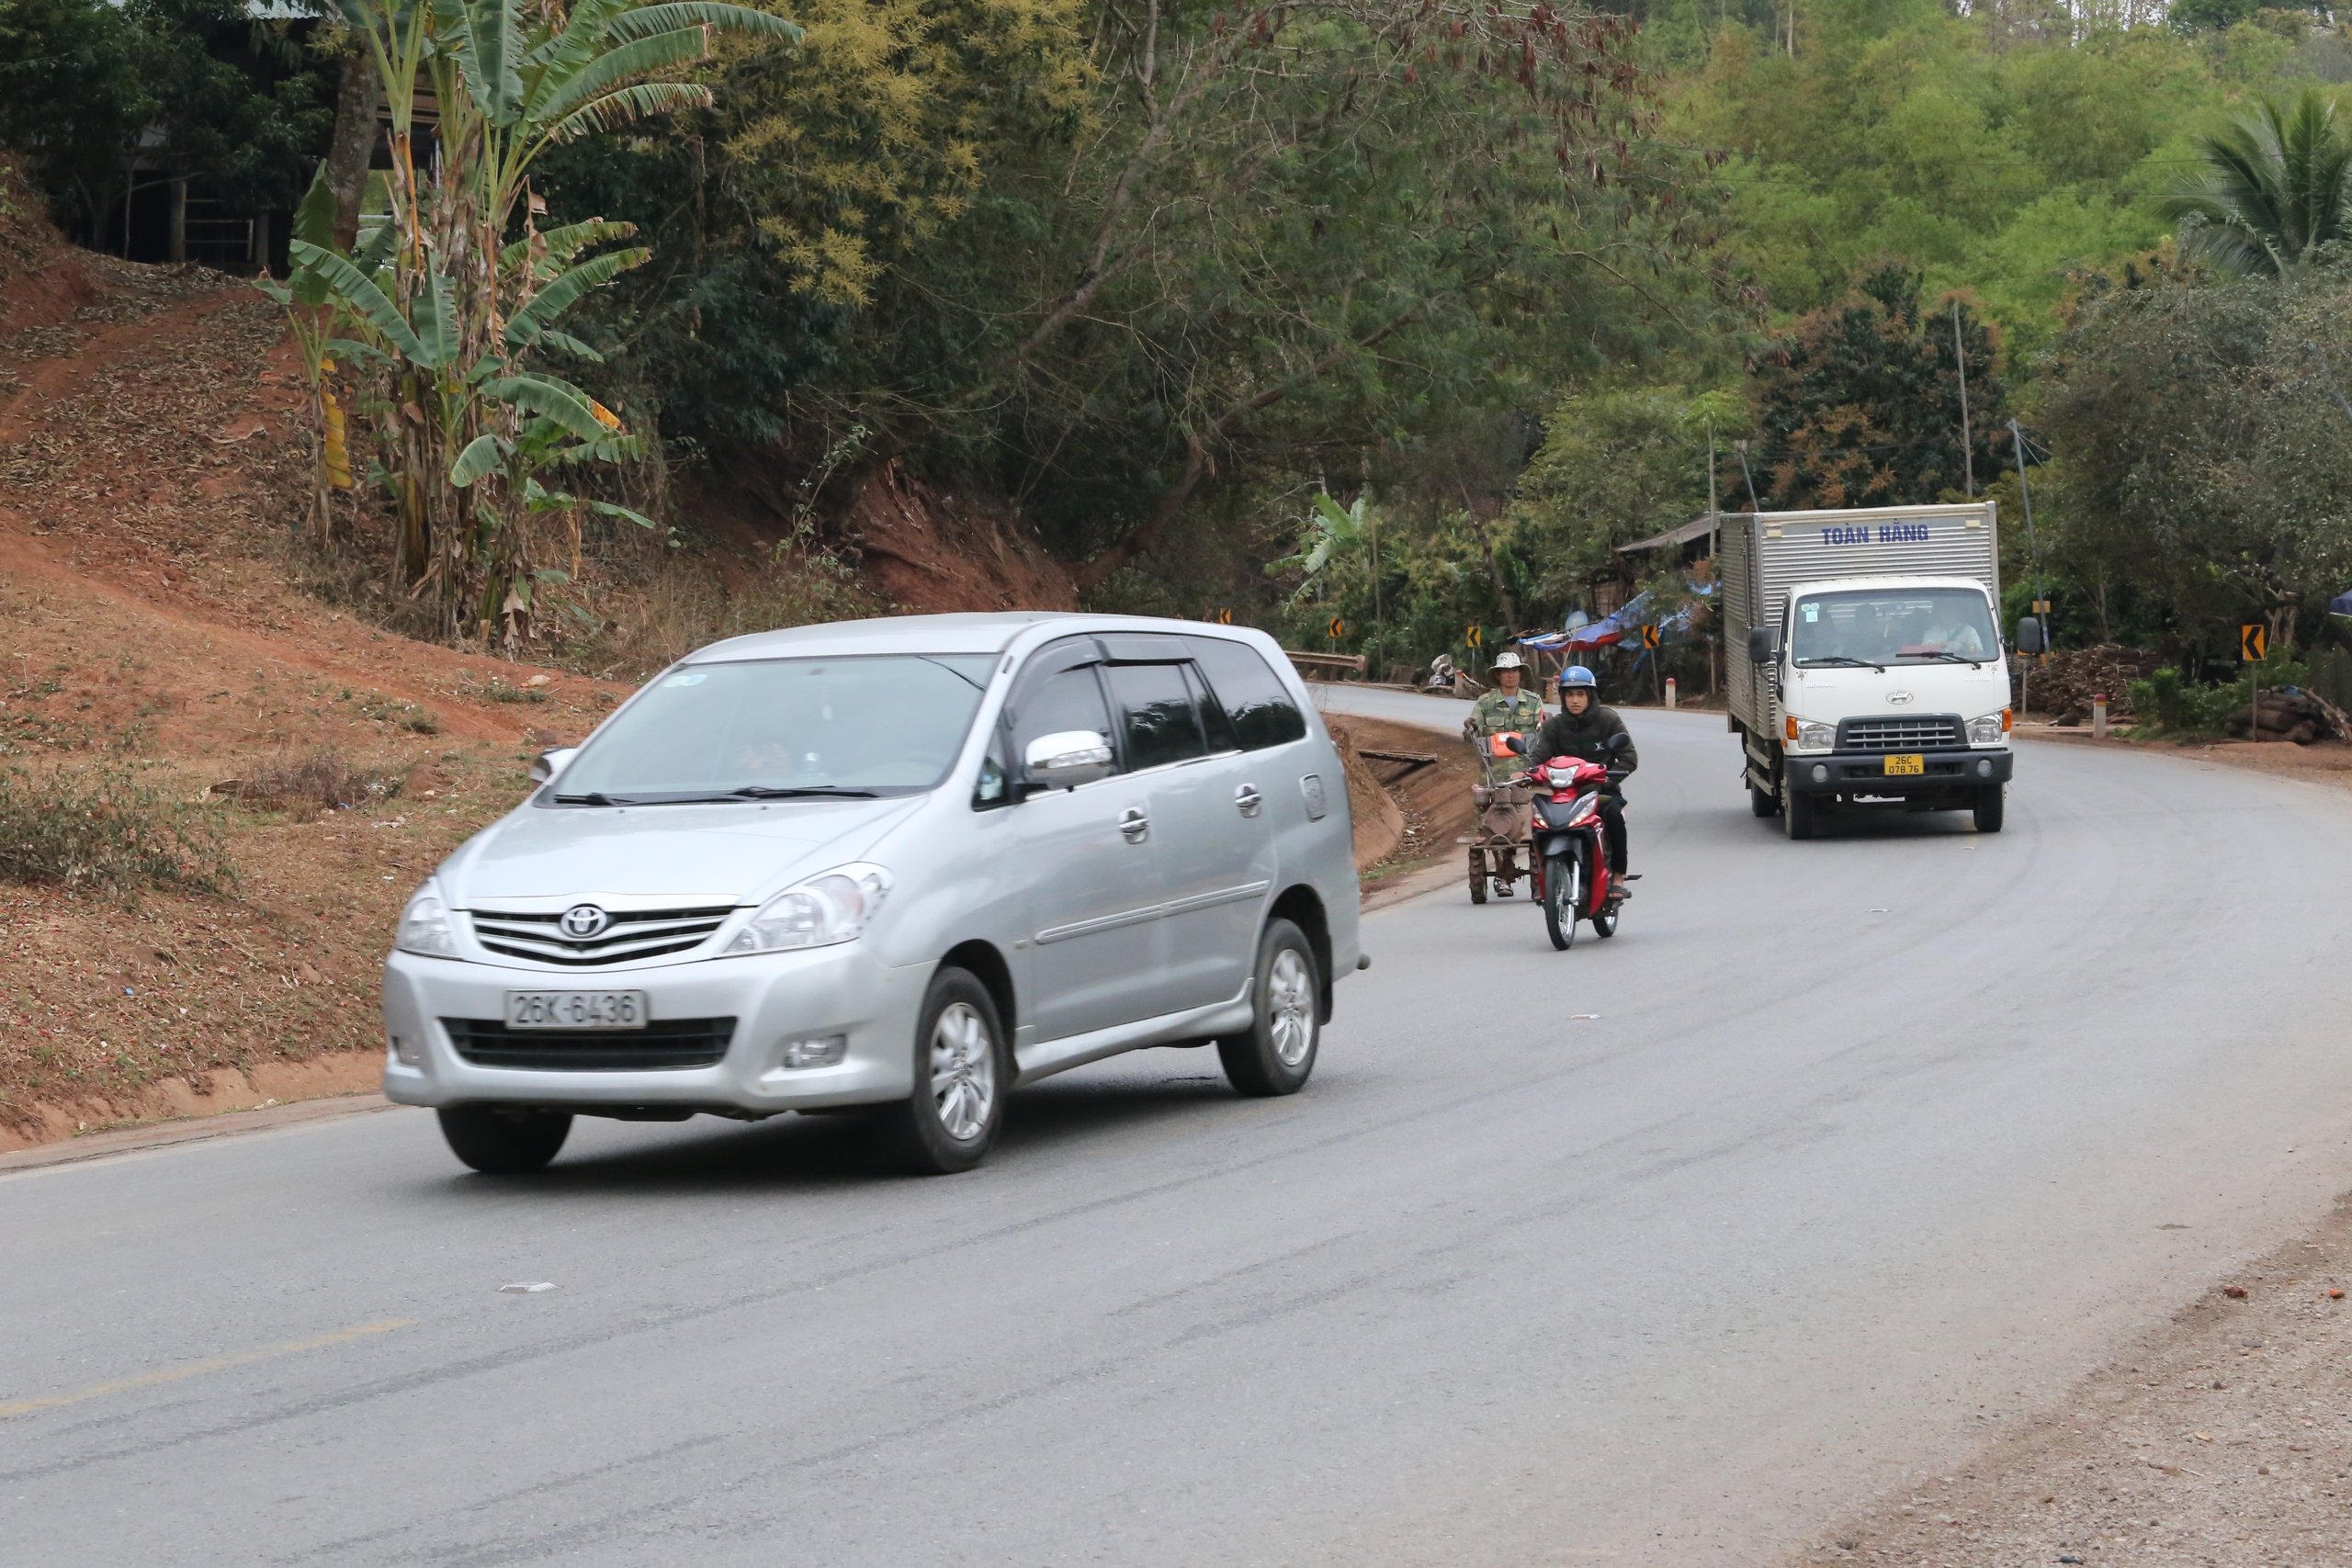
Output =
[{"x1": 1525, "y1": 704, "x2": 1637, "y2": 780}]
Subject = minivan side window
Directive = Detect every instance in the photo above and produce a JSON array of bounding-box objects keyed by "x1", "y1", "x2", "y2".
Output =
[
  {"x1": 1105, "y1": 662, "x2": 1208, "y2": 772},
  {"x1": 1010, "y1": 663, "x2": 1120, "y2": 770},
  {"x1": 1185, "y1": 637, "x2": 1307, "y2": 750},
  {"x1": 1185, "y1": 663, "x2": 1238, "y2": 753}
]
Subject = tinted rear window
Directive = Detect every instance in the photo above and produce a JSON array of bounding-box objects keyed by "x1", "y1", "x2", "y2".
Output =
[{"x1": 1186, "y1": 637, "x2": 1307, "y2": 750}]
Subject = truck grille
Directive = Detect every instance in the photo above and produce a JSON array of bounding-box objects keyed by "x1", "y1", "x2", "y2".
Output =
[
  {"x1": 1839, "y1": 715, "x2": 1962, "y2": 752},
  {"x1": 442, "y1": 1017, "x2": 735, "y2": 1071},
  {"x1": 468, "y1": 905, "x2": 736, "y2": 966}
]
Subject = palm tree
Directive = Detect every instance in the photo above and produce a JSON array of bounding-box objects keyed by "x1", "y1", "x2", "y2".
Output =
[{"x1": 2159, "y1": 88, "x2": 2352, "y2": 279}]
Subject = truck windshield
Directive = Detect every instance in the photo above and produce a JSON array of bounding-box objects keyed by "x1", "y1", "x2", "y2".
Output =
[
  {"x1": 551, "y1": 654, "x2": 998, "y2": 805},
  {"x1": 1791, "y1": 589, "x2": 1996, "y2": 667}
]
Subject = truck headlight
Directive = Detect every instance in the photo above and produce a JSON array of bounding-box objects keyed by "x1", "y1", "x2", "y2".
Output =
[
  {"x1": 394, "y1": 883, "x2": 459, "y2": 958},
  {"x1": 1786, "y1": 717, "x2": 1836, "y2": 751},
  {"x1": 1967, "y1": 709, "x2": 2010, "y2": 746},
  {"x1": 722, "y1": 863, "x2": 893, "y2": 956}
]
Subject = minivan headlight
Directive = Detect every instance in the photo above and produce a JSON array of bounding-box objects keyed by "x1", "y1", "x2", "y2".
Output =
[
  {"x1": 1967, "y1": 709, "x2": 2010, "y2": 746},
  {"x1": 722, "y1": 863, "x2": 893, "y2": 956},
  {"x1": 395, "y1": 882, "x2": 459, "y2": 958}
]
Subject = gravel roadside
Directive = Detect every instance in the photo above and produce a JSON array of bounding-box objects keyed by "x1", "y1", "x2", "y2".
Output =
[{"x1": 1786, "y1": 1195, "x2": 2352, "y2": 1567}]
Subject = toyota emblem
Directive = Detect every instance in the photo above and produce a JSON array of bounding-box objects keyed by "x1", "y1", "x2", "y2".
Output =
[
  {"x1": 559, "y1": 904, "x2": 612, "y2": 939},
  {"x1": 1886, "y1": 690, "x2": 1915, "y2": 705}
]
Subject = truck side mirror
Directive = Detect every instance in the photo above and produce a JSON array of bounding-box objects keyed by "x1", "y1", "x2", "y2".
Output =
[
  {"x1": 1746, "y1": 626, "x2": 1775, "y2": 664},
  {"x1": 2015, "y1": 615, "x2": 2044, "y2": 656}
]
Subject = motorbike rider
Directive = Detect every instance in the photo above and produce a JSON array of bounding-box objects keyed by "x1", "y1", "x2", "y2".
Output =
[
  {"x1": 1519, "y1": 664, "x2": 1638, "y2": 901},
  {"x1": 1462, "y1": 650, "x2": 1547, "y2": 763}
]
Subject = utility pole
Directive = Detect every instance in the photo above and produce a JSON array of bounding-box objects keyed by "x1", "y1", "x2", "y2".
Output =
[
  {"x1": 1953, "y1": 300, "x2": 1974, "y2": 498},
  {"x1": 2011, "y1": 417, "x2": 2041, "y2": 717},
  {"x1": 1735, "y1": 440, "x2": 1761, "y2": 511}
]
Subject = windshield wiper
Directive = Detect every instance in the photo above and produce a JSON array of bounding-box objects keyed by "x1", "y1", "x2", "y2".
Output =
[
  {"x1": 1905, "y1": 650, "x2": 1988, "y2": 666},
  {"x1": 1794, "y1": 655, "x2": 1885, "y2": 671},
  {"x1": 553, "y1": 791, "x2": 625, "y2": 806},
  {"x1": 722, "y1": 785, "x2": 881, "y2": 800}
]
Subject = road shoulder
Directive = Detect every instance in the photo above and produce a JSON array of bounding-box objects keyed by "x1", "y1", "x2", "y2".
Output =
[{"x1": 1783, "y1": 1195, "x2": 2352, "y2": 1567}]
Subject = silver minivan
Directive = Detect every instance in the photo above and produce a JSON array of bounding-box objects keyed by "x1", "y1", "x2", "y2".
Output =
[{"x1": 381, "y1": 613, "x2": 1362, "y2": 1174}]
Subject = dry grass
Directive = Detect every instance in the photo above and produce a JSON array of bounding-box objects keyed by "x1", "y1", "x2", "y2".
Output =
[
  {"x1": 213, "y1": 746, "x2": 401, "y2": 819},
  {"x1": 0, "y1": 764, "x2": 234, "y2": 896}
]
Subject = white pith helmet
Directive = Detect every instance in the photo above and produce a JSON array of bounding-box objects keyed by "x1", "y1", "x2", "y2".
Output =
[{"x1": 1490, "y1": 650, "x2": 1525, "y2": 671}]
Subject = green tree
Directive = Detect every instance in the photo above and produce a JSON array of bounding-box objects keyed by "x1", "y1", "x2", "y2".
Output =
[
  {"x1": 1757, "y1": 265, "x2": 2006, "y2": 508},
  {"x1": 2157, "y1": 86, "x2": 2352, "y2": 279}
]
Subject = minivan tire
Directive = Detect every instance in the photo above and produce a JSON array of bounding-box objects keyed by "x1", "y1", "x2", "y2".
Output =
[
  {"x1": 876, "y1": 967, "x2": 1009, "y2": 1175},
  {"x1": 437, "y1": 1106, "x2": 571, "y2": 1173},
  {"x1": 1217, "y1": 919, "x2": 1320, "y2": 1098}
]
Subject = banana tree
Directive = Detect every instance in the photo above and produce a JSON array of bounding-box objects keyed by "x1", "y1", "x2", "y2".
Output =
[
  {"x1": 1270, "y1": 491, "x2": 1376, "y2": 607},
  {"x1": 305, "y1": 0, "x2": 798, "y2": 643}
]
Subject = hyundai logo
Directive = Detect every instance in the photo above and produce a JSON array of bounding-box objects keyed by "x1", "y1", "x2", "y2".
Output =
[
  {"x1": 559, "y1": 904, "x2": 612, "y2": 939},
  {"x1": 1886, "y1": 690, "x2": 1915, "y2": 705}
]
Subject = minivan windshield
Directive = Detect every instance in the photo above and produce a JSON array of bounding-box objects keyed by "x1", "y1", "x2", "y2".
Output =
[
  {"x1": 1791, "y1": 588, "x2": 1996, "y2": 668},
  {"x1": 552, "y1": 654, "x2": 997, "y2": 805}
]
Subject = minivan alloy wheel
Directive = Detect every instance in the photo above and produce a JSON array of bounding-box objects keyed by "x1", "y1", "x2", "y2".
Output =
[
  {"x1": 1267, "y1": 948, "x2": 1314, "y2": 1067},
  {"x1": 930, "y1": 1000, "x2": 997, "y2": 1140}
]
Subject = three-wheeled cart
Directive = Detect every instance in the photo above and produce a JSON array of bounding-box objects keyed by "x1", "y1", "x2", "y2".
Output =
[{"x1": 1465, "y1": 742, "x2": 1534, "y2": 903}]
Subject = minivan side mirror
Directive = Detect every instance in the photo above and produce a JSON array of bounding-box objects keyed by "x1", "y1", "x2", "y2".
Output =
[
  {"x1": 530, "y1": 747, "x2": 580, "y2": 785},
  {"x1": 2015, "y1": 615, "x2": 2044, "y2": 655},
  {"x1": 1746, "y1": 626, "x2": 1776, "y2": 665},
  {"x1": 1021, "y1": 729, "x2": 1114, "y2": 790}
]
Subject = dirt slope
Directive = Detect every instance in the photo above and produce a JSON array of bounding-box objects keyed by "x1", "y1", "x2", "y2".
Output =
[{"x1": 0, "y1": 234, "x2": 626, "y2": 1147}]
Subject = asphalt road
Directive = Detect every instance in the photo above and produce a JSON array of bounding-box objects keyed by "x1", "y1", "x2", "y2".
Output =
[{"x1": 8, "y1": 697, "x2": 2352, "y2": 1567}]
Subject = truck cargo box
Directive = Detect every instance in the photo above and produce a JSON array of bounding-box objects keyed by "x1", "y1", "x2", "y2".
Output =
[{"x1": 1719, "y1": 502, "x2": 1999, "y2": 734}]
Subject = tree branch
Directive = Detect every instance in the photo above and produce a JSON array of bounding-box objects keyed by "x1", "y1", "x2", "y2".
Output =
[{"x1": 1067, "y1": 291, "x2": 1440, "y2": 592}]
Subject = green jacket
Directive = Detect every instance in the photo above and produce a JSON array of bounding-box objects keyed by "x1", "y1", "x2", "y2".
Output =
[
  {"x1": 1466, "y1": 687, "x2": 1547, "y2": 760},
  {"x1": 1525, "y1": 704, "x2": 1637, "y2": 781}
]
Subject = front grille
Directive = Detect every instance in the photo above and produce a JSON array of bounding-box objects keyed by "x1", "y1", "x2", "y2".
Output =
[
  {"x1": 1838, "y1": 715, "x2": 1962, "y2": 752},
  {"x1": 469, "y1": 905, "x2": 736, "y2": 966},
  {"x1": 442, "y1": 1017, "x2": 735, "y2": 1071}
]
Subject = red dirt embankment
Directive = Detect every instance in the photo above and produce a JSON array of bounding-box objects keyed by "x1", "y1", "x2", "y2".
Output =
[{"x1": 0, "y1": 197, "x2": 633, "y2": 1147}]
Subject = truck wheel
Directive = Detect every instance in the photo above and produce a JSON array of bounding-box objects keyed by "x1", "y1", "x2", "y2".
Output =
[
  {"x1": 1748, "y1": 782, "x2": 1778, "y2": 818},
  {"x1": 876, "y1": 968, "x2": 1008, "y2": 1175},
  {"x1": 1218, "y1": 919, "x2": 1319, "y2": 1097},
  {"x1": 1782, "y1": 784, "x2": 1818, "y2": 840},
  {"x1": 1973, "y1": 784, "x2": 2006, "y2": 833},
  {"x1": 436, "y1": 1106, "x2": 571, "y2": 1174}
]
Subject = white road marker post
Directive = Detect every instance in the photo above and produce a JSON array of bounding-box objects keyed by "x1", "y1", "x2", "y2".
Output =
[{"x1": 2092, "y1": 692, "x2": 2108, "y2": 739}]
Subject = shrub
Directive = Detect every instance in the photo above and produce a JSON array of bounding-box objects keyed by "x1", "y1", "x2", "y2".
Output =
[
  {"x1": 0, "y1": 767, "x2": 234, "y2": 894},
  {"x1": 224, "y1": 746, "x2": 401, "y2": 817}
]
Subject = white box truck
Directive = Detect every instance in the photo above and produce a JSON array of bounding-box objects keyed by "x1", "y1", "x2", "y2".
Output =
[{"x1": 1719, "y1": 502, "x2": 2013, "y2": 839}]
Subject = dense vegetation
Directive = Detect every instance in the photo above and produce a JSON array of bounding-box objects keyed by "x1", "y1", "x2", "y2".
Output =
[{"x1": 4, "y1": 0, "x2": 2351, "y2": 701}]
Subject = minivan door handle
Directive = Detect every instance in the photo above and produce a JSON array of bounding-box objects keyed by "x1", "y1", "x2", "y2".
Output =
[
  {"x1": 1234, "y1": 784, "x2": 1263, "y2": 818},
  {"x1": 1118, "y1": 806, "x2": 1150, "y2": 843}
]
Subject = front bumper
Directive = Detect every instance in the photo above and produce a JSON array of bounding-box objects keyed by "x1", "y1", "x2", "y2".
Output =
[
  {"x1": 380, "y1": 942, "x2": 924, "y2": 1114},
  {"x1": 1784, "y1": 747, "x2": 2012, "y2": 796}
]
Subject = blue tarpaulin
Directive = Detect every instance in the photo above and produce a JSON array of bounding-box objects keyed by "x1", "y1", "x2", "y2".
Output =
[{"x1": 2332, "y1": 589, "x2": 2352, "y2": 619}]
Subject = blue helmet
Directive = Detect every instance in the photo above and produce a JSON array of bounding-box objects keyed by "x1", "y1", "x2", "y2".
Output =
[{"x1": 1560, "y1": 665, "x2": 1598, "y2": 689}]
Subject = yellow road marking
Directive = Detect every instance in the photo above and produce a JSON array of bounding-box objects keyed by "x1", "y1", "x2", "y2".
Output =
[{"x1": 0, "y1": 1317, "x2": 417, "y2": 1418}]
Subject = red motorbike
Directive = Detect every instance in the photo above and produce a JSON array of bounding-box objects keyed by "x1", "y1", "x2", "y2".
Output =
[{"x1": 1510, "y1": 734, "x2": 1634, "y2": 951}]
